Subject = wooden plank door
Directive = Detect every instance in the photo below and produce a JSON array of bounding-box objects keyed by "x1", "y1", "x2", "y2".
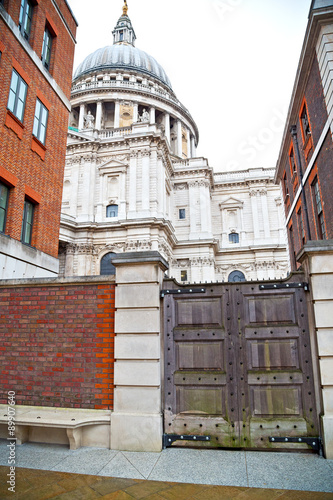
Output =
[
  {"x1": 163, "y1": 277, "x2": 320, "y2": 450},
  {"x1": 240, "y1": 281, "x2": 319, "y2": 449},
  {"x1": 164, "y1": 286, "x2": 239, "y2": 448}
]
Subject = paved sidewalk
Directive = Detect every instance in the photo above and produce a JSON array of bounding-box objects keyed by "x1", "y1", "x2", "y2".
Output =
[{"x1": 0, "y1": 440, "x2": 332, "y2": 498}]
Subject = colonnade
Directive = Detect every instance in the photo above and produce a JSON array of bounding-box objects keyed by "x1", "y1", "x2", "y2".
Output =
[{"x1": 77, "y1": 100, "x2": 197, "y2": 159}]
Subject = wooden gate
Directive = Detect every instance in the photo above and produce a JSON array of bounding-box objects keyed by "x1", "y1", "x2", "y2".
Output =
[{"x1": 163, "y1": 275, "x2": 320, "y2": 450}]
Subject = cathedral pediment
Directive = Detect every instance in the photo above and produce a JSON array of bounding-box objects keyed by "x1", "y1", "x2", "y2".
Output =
[
  {"x1": 98, "y1": 158, "x2": 128, "y2": 173},
  {"x1": 219, "y1": 197, "x2": 244, "y2": 209}
]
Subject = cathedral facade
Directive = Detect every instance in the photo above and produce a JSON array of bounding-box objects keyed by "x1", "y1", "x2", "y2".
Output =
[{"x1": 59, "y1": 3, "x2": 289, "y2": 281}]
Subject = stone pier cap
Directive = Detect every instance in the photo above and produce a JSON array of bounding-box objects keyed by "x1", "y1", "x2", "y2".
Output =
[{"x1": 111, "y1": 251, "x2": 169, "y2": 270}]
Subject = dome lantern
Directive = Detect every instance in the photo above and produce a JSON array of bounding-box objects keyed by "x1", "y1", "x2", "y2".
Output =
[{"x1": 112, "y1": 0, "x2": 136, "y2": 47}]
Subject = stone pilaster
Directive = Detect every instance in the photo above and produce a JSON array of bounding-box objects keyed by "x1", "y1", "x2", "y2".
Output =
[
  {"x1": 250, "y1": 190, "x2": 260, "y2": 240},
  {"x1": 260, "y1": 189, "x2": 270, "y2": 238},
  {"x1": 141, "y1": 149, "x2": 150, "y2": 213},
  {"x1": 128, "y1": 150, "x2": 138, "y2": 217},
  {"x1": 298, "y1": 241, "x2": 333, "y2": 459},
  {"x1": 111, "y1": 252, "x2": 168, "y2": 452}
]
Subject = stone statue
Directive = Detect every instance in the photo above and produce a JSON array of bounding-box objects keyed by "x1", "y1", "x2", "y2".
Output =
[
  {"x1": 139, "y1": 108, "x2": 149, "y2": 122},
  {"x1": 84, "y1": 110, "x2": 95, "y2": 129}
]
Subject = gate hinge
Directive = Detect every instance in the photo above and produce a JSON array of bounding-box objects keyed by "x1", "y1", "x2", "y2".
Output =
[
  {"x1": 259, "y1": 282, "x2": 309, "y2": 291},
  {"x1": 269, "y1": 436, "x2": 321, "y2": 452},
  {"x1": 163, "y1": 434, "x2": 211, "y2": 448},
  {"x1": 161, "y1": 288, "x2": 206, "y2": 298}
]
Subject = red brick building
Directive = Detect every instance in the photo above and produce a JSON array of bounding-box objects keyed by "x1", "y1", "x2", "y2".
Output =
[
  {"x1": 275, "y1": 0, "x2": 333, "y2": 270},
  {"x1": 0, "y1": 0, "x2": 77, "y2": 278}
]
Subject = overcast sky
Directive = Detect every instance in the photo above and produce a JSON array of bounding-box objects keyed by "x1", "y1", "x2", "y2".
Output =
[{"x1": 67, "y1": 0, "x2": 311, "y2": 173}]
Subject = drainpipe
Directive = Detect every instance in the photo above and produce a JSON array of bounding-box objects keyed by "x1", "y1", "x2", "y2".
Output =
[{"x1": 290, "y1": 125, "x2": 311, "y2": 241}]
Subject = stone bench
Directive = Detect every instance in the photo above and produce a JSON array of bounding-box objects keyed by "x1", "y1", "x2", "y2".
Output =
[{"x1": 0, "y1": 405, "x2": 111, "y2": 450}]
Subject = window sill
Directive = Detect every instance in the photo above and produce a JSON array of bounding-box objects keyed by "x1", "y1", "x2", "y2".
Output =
[
  {"x1": 5, "y1": 110, "x2": 24, "y2": 139},
  {"x1": 31, "y1": 136, "x2": 46, "y2": 160},
  {"x1": 20, "y1": 240, "x2": 36, "y2": 249}
]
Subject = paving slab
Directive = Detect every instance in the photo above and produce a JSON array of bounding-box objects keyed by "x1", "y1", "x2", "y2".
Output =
[
  {"x1": 245, "y1": 451, "x2": 333, "y2": 492},
  {"x1": 122, "y1": 450, "x2": 161, "y2": 478},
  {"x1": 148, "y1": 447, "x2": 248, "y2": 487},
  {"x1": 50, "y1": 447, "x2": 119, "y2": 475},
  {"x1": 98, "y1": 450, "x2": 147, "y2": 480}
]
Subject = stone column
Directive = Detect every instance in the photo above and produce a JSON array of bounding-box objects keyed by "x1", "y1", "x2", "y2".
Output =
[
  {"x1": 150, "y1": 107, "x2": 155, "y2": 124},
  {"x1": 78, "y1": 103, "x2": 86, "y2": 131},
  {"x1": 95, "y1": 101, "x2": 102, "y2": 130},
  {"x1": 191, "y1": 136, "x2": 196, "y2": 157},
  {"x1": 114, "y1": 100, "x2": 120, "y2": 128},
  {"x1": 187, "y1": 129, "x2": 191, "y2": 158},
  {"x1": 133, "y1": 102, "x2": 138, "y2": 123},
  {"x1": 164, "y1": 113, "x2": 170, "y2": 145},
  {"x1": 111, "y1": 252, "x2": 169, "y2": 452},
  {"x1": 177, "y1": 120, "x2": 182, "y2": 157},
  {"x1": 298, "y1": 241, "x2": 333, "y2": 459}
]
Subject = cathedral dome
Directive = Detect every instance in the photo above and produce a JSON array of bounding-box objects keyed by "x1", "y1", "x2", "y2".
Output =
[{"x1": 73, "y1": 44, "x2": 172, "y2": 90}]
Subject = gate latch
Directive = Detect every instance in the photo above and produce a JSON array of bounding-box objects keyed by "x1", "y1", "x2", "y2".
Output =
[
  {"x1": 163, "y1": 434, "x2": 211, "y2": 448},
  {"x1": 269, "y1": 436, "x2": 321, "y2": 452}
]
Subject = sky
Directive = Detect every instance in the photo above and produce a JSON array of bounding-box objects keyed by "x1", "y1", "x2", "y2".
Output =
[{"x1": 67, "y1": 0, "x2": 311, "y2": 173}]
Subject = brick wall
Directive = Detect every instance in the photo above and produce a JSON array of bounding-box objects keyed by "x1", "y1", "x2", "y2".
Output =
[
  {"x1": 0, "y1": 0, "x2": 76, "y2": 258},
  {"x1": 0, "y1": 279, "x2": 115, "y2": 409},
  {"x1": 282, "y1": 55, "x2": 333, "y2": 270}
]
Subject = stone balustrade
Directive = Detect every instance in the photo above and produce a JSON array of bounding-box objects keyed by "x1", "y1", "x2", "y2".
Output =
[{"x1": 98, "y1": 127, "x2": 132, "y2": 139}]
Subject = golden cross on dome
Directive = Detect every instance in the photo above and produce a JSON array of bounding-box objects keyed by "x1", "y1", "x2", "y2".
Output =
[{"x1": 123, "y1": 0, "x2": 128, "y2": 15}]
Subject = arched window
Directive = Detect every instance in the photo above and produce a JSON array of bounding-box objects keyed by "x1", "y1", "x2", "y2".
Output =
[
  {"x1": 100, "y1": 252, "x2": 116, "y2": 275},
  {"x1": 106, "y1": 204, "x2": 118, "y2": 218},
  {"x1": 229, "y1": 232, "x2": 239, "y2": 244},
  {"x1": 228, "y1": 270, "x2": 246, "y2": 282}
]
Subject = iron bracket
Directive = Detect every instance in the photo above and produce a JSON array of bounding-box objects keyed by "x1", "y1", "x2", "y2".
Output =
[
  {"x1": 259, "y1": 282, "x2": 309, "y2": 291},
  {"x1": 163, "y1": 434, "x2": 211, "y2": 448},
  {"x1": 161, "y1": 288, "x2": 206, "y2": 298},
  {"x1": 269, "y1": 436, "x2": 321, "y2": 452}
]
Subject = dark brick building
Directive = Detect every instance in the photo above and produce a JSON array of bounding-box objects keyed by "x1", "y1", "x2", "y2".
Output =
[
  {"x1": 275, "y1": 0, "x2": 333, "y2": 270},
  {"x1": 0, "y1": 0, "x2": 77, "y2": 278}
]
